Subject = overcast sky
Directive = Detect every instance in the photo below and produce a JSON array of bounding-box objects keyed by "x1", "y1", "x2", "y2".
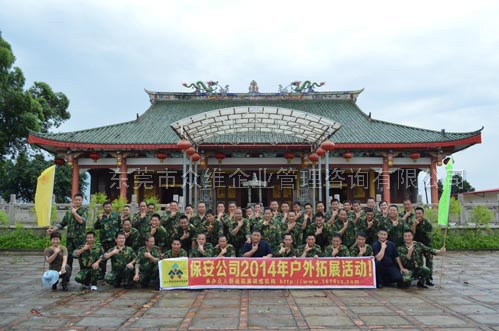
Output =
[{"x1": 1, "y1": 0, "x2": 497, "y2": 194}]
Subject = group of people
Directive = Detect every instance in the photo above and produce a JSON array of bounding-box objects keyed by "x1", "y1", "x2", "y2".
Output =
[{"x1": 43, "y1": 193, "x2": 445, "y2": 291}]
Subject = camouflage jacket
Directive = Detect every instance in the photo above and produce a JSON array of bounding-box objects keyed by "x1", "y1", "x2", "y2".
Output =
[
  {"x1": 398, "y1": 241, "x2": 438, "y2": 269},
  {"x1": 163, "y1": 249, "x2": 188, "y2": 258},
  {"x1": 135, "y1": 245, "x2": 161, "y2": 272},
  {"x1": 200, "y1": 219, "x2": 224, "y2": 246},
  {"x1": 298, "y1": 244, "x2": 323, "y2": 257},
  {"x1": 214, "y1": 244, "x2": 236, "y2": 257},
  {"x1": 56, "y1": 207, "x2": 88, "y2": 239},
  {"x1": 94, "y1": 212, "x2": 121, "y2": 243},
  {"x1": 324, "y1": 245, "x2": 350, "y2": 257},
  {"x1": 332, "y1": 220, "x2": 357, "y2": 247},
  {"x1": 190, "y1": 243, "x2": 215, "y2": 258},
  {"x1": 349, "y1": 244, "x2": 373, "y2": 257},
  {"x1": 74, "y1": 243, "x2": 104, "y2": 269},
  {"x1": 103, "y1": 246, "x2": 136, "y2": 270}
]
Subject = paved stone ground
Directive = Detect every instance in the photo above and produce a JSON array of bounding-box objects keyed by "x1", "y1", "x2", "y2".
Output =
[{"x1": 0, "y1": 251, "x2": 498, "y2": 331}]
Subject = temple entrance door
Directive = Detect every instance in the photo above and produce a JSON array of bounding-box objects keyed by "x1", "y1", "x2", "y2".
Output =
[{"x1": 240, "y1": 187, "x2": 267, "y2": 208}]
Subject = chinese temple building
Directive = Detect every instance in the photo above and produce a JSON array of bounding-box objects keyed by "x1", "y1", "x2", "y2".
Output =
[{"x1": 28, "y1": 80, "x2": 482, "y2": 210}]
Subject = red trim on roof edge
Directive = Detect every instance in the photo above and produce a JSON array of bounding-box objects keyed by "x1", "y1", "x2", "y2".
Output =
[{"x1": 29, "y1": 133, "x2": 481, "y2": 152}]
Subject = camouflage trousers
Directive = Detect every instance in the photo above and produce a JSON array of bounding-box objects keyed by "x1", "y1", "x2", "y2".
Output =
[
  {"x1": 66, "y1": 237, "x2": 85, "y2": 272},
  {"x1": 99, "y1": 241, "x2": 114, "y2": 277},
  {"x1": 75, "y1": 267, "x2": 99, "y2": 286},
  {"x1": 105, "y1": 267, "x2": 134, "y2": 288},
  {"x1": 137, "y1": 266, "x2": 159, "y2": 288}
]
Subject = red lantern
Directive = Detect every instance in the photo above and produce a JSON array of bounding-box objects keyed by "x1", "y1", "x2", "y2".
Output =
[
  {"x1": 309, "y1": 153, "x2": 319, "y2": 164},
  {"x1": 342, "y1": 152, "x2": 353, "y2": 161},
  {"x1": 157, "y1": 152, "x2": 167, "y2": 163},
  {"x1": 321, "y1": 140, "x2": 335, "y2": 152},
  {"x1": 409, "y1": 152, "x2": 421, "y2": 161},
  {"x1": 191, "y1": 153, "x2": 201, "y2": 162},
  {"x1": 177, "y1": 139, "x2": 192, "y2": 151},
  {"x1": 215, "y1": 153, "x2": 226, "y2": 164},
  {"x1": 316, "y1": 148, "x2": 326, "y2": 158},
  {"x1": 186, "y1": 147, "x2": 196, "y2": 157},
  {"x1": 54, "y1": 157, "x2": 65, "y2": 166},
  {"x1": 89, "y1": 152, "x2": 101, "y2": 162},
  {"x1": 284, "y1": 153, "x2": 295, "y2": 163}
]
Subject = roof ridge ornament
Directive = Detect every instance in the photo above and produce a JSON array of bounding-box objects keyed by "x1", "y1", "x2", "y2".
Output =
[
  {"x1": 182, "y1": 81, "x2": 229, "y2": 95},
  {"x1": 291, "y1": 81, "x2": 325, "y2": 93},
  {"x1": 248, "y1": 80, "x2": 259, "y2": 94}
]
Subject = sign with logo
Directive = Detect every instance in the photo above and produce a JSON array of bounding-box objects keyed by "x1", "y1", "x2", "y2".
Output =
[
  {"x1": 159, "y1": 257, "x2": 376, "y2": 290},
  {"x1": 159, "y1": 258, "x2": 189, "y2": 289}
]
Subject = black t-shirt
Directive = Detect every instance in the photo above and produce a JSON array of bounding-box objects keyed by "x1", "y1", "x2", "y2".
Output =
[
  {"x1": 372, "y1": 240, "x2": 399, "y2": 268},
  {"x1": 241, "y1": 240, "x2": 272, "y2": 257}
]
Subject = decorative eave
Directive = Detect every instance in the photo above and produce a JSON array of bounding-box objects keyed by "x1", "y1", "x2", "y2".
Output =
[{"x1": 144, "y1": 88, "x2": 365, "y2": 104}]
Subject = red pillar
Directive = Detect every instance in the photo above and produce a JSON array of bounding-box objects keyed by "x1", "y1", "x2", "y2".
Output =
[
  {"x1": 72, "y1": 158, "x2": 79, "y2": 197},
  {"x1": 430, "y1": 158, "x2": 439, "y2": 207},
  {"x1": 120, "y1": 161, "x2": 128, "y2": 200},
  {"x1": 383, "y1": 157, "x2": 391, "y2": 204}
]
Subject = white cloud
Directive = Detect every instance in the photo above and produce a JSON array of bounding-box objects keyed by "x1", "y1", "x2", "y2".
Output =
[{"x1": 1, "y1": 0, "x2": 498, "y2": 190}]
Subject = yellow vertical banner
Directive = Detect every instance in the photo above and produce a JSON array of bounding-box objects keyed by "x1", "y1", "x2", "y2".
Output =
[
  {"x1": 35, "y1": 165, "x2": 56, "y2": 228},
  {"x1": 159, "y1": 258, "x2": 189, "y2": 289}
]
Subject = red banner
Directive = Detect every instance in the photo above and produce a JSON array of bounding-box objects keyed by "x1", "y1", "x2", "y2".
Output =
[{"x1": 160, "y1": 257, "x2": 376, "y2": 289}]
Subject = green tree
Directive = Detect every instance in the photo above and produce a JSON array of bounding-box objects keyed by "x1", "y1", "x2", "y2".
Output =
[
  {"x1": 438, "y1": 173, "x2": 475, "y2": 197},
  {"x1": 0, "y1": 35, "x2": 70, "y2": 158},
  {"x1": 0, "y1": 33, "x2": 74, "y2": 202},
  {"x1": 0, "y1": 152, "x2": 87, "y2": 203}
]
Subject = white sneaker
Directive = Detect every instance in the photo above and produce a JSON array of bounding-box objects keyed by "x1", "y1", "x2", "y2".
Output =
[{"x1": 90, "y1": 286, "x2": 98, "y2": 291}]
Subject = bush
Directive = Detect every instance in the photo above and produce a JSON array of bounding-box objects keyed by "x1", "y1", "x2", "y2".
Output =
[
  {"x1": 0, "y1": 225, "x2": 53, "y2": 250},
  {"x1": 0, "y1": 210, "x2": 9, "y2": 226},
  {"x1": 112, "y1": 196, "x2": 128, "y2": 213},
  {"x1": 469, "y1": 205, "x2": 495, "y2": 228}
]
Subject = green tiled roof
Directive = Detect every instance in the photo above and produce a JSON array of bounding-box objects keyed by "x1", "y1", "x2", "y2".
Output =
[{"x1": 30, "y1": 100, "x2": 481, "y2": 146}]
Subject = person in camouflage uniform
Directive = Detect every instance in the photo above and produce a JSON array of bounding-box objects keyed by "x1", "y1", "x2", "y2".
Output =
[
  {"x1": 228, "y1": 208, "x2": 250, "y2": 256},
  {"x1": 398, "y1": 229, "x2": 446, "y2": 288},
  {"x1": 299, "y1": 235, "x2": 323, "y2": 258},
  {"x1": 349, "y1": 231, "x2": 373, "y2": 257},
  {"x1": 94, "y1": 201, "x2": 122, "y2": 279},
  {"x1": 246, "y1": 207, "x2": 261, "y2": 233},
  {"x1": 149, "y1": 213, "x2": 169, "y2": 253},
  {"x1": 255, "y1": 208, "x2": 282, "y2": 253},
  {"x1": 306, "y1": 214, "x2": 333, "y2": 251},
  {"x1": 400, "y1": 199, "x2": 416, "y2": 224},
  {"x1": 190, "y1": 233, "x2": 214, "y2": 257},
  {"x1": 324, "y1": 233, "x2": 350, "y2": 257},
  {"x1": 301, "y1": 203, "x2": 314, "y2": 244},
  {"x1": 201, "y1": 210, "x2": 224, "y2": 246},
  {"x1": 73, "y1": 231, "x2": 104, "y2": 290},
  {"x1": 358, "y1": 208, "x2": 379, "y2": 246},
  {"x1": 275, "y1": 234, "x2": 298, "y2": 257},
  {"x1": 325, "y1": 198, "x2": 341, "y2": 226},
  {"x1": 133, "y1": 235, "x2": 161, "y2": 289},
  {"x1": 163, "y1": 239, "x2": 188, "y2": 258},
  {"x1": 216, "y1": 202, "x2": 230, "y2": 237},
  {"x1": 332, "y1": 209, "x2": 357, "y2": 248},
  {"x1": 161, "y1": 201, "x2": 183, "y2": 228},
  {"x1": 411, "y1": 207, "x2": 435, "y2": 286},
  {"x1": 102, "y1": 232, "x2": 136, "y2": 289},
  {"x1": 47, "y1": 193, "x2": 87, "y2": 272},
  {"x1": 376, "y1": 200, "x2": 390, "y2": 228},
  {"x1": 190, "y1": 202, "x2": 207, "y2": 228},
  {"x1": 175, "y1": 215, "x2": 197, "y2": 255},
  {"x1": 214, "y1": 235, "x2": 236, "y2": 257},
  {"x1": 281, "y1": 210, "x2": 303, "y2": 248},
  {"x1": 132, "y1": 201, "x2": 151, "y2": 242},
  {"x1": 122, "y1": 219, "x2": 141, "y2": 252},
  {"x1": 349, "y1": 200, "x2": 365, "y2": 229},
  {"x1": 386, "y1": 205, "x2": 408, "y2": 247}
]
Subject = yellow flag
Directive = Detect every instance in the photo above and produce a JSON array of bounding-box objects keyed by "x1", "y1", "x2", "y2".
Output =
[{"x1": 35, "y1": 165, "x2": 56, "y2": 228}]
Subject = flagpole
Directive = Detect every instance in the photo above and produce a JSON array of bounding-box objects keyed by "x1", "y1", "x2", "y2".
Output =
[{"x1": 438, "y1": 227, "x2": 448, "y2": 289}]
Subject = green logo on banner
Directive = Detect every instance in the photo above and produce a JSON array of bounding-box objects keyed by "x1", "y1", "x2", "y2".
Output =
[{"x1": 168, "y1": 263, "x2": 184, "y2": 280}]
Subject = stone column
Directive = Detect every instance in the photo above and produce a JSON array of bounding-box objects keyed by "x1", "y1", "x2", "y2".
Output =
[
  {"x1": 382, "y1": 157, "x2": 390, "y2": 204},
  {"x1": 120, "y1": 160, "x2": 128, "y2": 200},
  {"x1": 430, "y1": 159, "x2": 439, "y2": 207}
]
